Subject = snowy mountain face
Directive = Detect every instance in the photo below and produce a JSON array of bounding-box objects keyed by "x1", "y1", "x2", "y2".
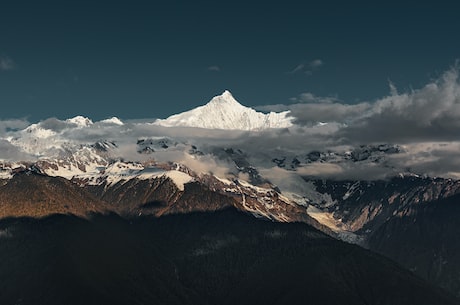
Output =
[
  {"x1": 154, "y1": 90, "x2": 293, "y2": 130},
  {"x1": 66, "y1": 115, "x2": 94, "y2": 127},
  {"x1": 0, "y1": 108, "x2": 454, "y2": 241}
]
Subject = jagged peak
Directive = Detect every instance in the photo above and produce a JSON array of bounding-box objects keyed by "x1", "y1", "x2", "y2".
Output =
[
  {"x1": 207, "y1": 90, "x2": 243, "y2": 107},
  {"x1": 222, "y1": 89, "x2": 232, "y2": 97},
  {"x1": 221, "y1": 90, "x2": 237, "y2": 102}
]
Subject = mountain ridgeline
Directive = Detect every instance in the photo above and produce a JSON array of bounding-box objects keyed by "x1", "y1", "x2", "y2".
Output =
[{"x1": 1, "y1": 91, "x2": 460, "y2": 304}]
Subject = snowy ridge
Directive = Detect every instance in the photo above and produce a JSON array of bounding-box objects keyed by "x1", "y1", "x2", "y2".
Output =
[
  {"x1": 6, "y1": 116, "x2": 125, "y2": 156},
  {"x1": 100, "y1": 117, "x2": 124, "y2": 125},
  {"x1": 35, "y1": 150, "x2": 195, "y2": 191},
  {"x1": 95, "y1": 162, "x2": 194, "y2": 190},
  {"x1": 66, "y1": 116, "x2": 94, "y2": 127},
  {"x1": 11, "y1": 125, "x2": 64, "y2": 156},
  {"x1": 154, "y1": 90, "x2": 293, "y2": 130}
]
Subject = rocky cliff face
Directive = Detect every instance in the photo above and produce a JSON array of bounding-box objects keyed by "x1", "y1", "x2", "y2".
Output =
[
  {"x1": 0, "y1": 165, "x2": 328, "y2": 234},
  {"x1": 306, "y1": 176, "x2": 460, "y2": 297}
]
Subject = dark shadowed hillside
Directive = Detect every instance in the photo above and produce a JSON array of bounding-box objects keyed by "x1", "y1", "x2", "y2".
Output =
[
  {"x1": 0, "y1": 209, "x2": 457, "y2": 305},
  {"x1": 368, "y1": 193, "x2": 460, "y2": 298}
]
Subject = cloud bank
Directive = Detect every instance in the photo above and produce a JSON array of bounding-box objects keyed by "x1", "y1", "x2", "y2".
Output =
[
  {"x1": 2, "y1": 67, "x2": 460, "y2": 181},
  {"x1": 260, "y1": 67, "x2": 460, "y2": 179},
  {"x1": 267, "y1": 67, "x2": 460, "y2": 143},
  {"x1": 339, "y1": 69, "x2": 460, "y2": 143}
]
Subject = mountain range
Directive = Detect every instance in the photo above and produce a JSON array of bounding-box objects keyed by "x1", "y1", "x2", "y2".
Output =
[{"x1": 1, "y1": 91, "x2": 460, "y2": 304}]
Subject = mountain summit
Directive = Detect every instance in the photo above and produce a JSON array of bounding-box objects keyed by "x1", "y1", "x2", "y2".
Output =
[{"x1": 154, "y1": 90, "x2": 293, "y2": 130}]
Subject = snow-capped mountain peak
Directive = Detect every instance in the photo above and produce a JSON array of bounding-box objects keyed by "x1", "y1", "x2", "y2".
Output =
[
  {"x1": 66, "y1": 116, "x2": 93, "y2": 127},
  {"x1": 24, "y1": 123, "x2": 56, "y2": 139},
  {"x1": 100, "y1": 117, "x2": 124, "y2": 125},
  {"x1": 208, "y1": 90, "x2": 240, "y2": 106},
  {"x1": 154, "y1": 90, "x2": 293, "y2": 130}
]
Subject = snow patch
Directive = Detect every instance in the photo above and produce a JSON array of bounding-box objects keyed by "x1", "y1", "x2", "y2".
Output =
[
  {"x1": 101, "y1": 161, "x2": 145, "y2": 186},
  {"x1": 343, "y1": 181, "x2": 360, "y2": 200},
  {"x1": 164, "y1": 170, "x2": 193, "y2": 191},
  {"x1": 0, "y1": 170, "x2": 12, "y2": 179},
  {"x1": 215, "y1": 176, "x2": 233, "y2": 185}
]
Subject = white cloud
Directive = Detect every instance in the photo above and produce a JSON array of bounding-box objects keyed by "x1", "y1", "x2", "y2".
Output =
[
  {"x1": 0, "y1": 139, "x2": 35, "y2": 161},
  {"x1": 207, "y1": 65, "x2": 221, "y2": 72},
  {"x1": 0, "y1": 119, "x2": 30, "y2": 136},
  {"x1": 289, "y1": 63, "x2": 305, "y2": 74},
  {"x1": 279, "y1": 66, "x2": 460, "y2": 143},
  {"x1": 288, "y1": 59, "x2": 323, "y2": 75},
  {"x1": 255, "y1": 104, "x2": 291, "y2": 113},
  {"x1": 385, "y1": 142, "x2": 460, "y2": 179},
  {"x1": 290, "y1": 92, "x2": 339, "y2": 104},
  {"x1": 258, "y1": 92, "x2": 368, "y2": 125},
  {"x1": 254, "y1": 66, "x2": 460, "y2": 179},
  {"x1": 289, "y1": 102, "x2": 371, "y2": 125},
  {"x1": 0, "y1": 55, "x2": 15, "y2": 71},
  {"x1": 309, "y1": 59, "x2": 323, "y2": 68},
  {"x1": 296, "y1": 163, "x2": 344, "y2": 177},
  {"x1": 337, "y1": 68, "x2": 460, "y2": 143}
]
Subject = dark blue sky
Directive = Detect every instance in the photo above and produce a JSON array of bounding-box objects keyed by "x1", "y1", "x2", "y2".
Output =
[{"x1": 1, "y1": 1, "x2": 459, "y2": 122}]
